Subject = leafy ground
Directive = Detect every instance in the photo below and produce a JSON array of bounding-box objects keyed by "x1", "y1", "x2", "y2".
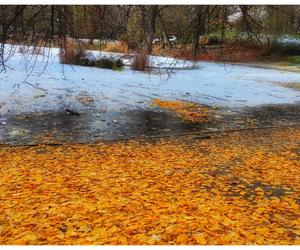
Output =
[{"x1": 0, "y1": 126, "x2": 299, "y2": 245}]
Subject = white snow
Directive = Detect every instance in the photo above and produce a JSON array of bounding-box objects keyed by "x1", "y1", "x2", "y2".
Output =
[{"x1": 0, "y1": 44, "x2": 299, "y2": 114}]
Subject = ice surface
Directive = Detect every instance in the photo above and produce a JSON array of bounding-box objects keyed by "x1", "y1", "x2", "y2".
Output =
[{"x1": 0, "y1": 45, "x2": 299, "y2": 114}]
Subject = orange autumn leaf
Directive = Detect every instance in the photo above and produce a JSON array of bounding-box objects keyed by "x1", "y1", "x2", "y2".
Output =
[
  {"x1": 193, "y1": 234, "x2": 207, "y2": 244},
  {"x1": 176, "y1": 234, "x2": 189, "y2": 244}
]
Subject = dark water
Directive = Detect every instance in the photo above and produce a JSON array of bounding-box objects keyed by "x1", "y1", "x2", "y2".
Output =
[{"x1": 0, "y1": 104, "x2": 299, "y2": 146}]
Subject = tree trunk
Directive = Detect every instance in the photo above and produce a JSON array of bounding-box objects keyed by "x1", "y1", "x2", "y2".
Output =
[
  {"x1": 158, "y1": 12, "x2": 172, "y2": 48},
  {"x1": 144, "y1": 5, "x2": 158, "y2": 55},
  {"x1": 191, "y1": 6, "x2": 208, "y2": 57}
]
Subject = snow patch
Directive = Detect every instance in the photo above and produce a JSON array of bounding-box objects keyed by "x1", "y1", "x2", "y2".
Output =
[{"x1": 0, "y1": 45, "x2": 299, "y2": 115}]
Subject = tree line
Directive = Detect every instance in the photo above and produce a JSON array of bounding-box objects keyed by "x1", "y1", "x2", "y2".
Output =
[{"x1": 0, "y1": 5, "x2": 300, "y2": 68}]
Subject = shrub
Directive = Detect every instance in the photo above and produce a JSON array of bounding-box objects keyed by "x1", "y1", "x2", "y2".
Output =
[
  {"x1": 59, "y1": 41, "x2": 124, "y2": 70},
  {"x1": 103, "y1": 41, "x2": 129, "y2": 53},
  {"x1": 288, "y1": 55, "x2": 300, "y2": 65},
  {"x1": 95, "y1": 57, "x2": 124, "y2": 70},
  {"x1": 59, "y1": 41, "x2": 87, "y2": 65},
  {"x1": 277, "y1": 44, "x2": 300, "y2": 55},
  {"x1": 208, "y1": 34, "x2": 222, "y2": 45},
  {"x1": 199, "y1": 35, "x2": 209, "y2": 45},
  {"x1": 131, "y1": 47, "x2": 149, "y2": 71},
  {"x1": 79, "y1": 57, "x2": 96, "y2": 67},
  {"x1": 127, "y1": 41, "x2": 138, "y2": 51}
]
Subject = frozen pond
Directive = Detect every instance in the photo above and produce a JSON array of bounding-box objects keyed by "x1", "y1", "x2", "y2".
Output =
[
  {"x1": 0, "y1": 46, "x2": 299, "y2": 115},
  {"x1": 0, "y1": 46, "x2": 299, "y2": 145}
]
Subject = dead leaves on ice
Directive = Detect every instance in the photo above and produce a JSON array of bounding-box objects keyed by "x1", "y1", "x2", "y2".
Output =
[
  {"x1": 152, "y1": 99, "x2": 210, "y2": 123},
  {"x1": 0, "y1": 127, "x2": 299, "y2": 244}
]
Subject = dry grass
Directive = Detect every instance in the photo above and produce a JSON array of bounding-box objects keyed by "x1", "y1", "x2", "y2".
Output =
[
  {"x1": 131, "y1": 47, "x2": 149, "y2": 71},
  {"x1": 103, "y1": 42, "x2": 129, "y2": 53},
  {"x1": 152, "y1": 45, "x2": 166, "y2": 56},
  {"x1": 169, "y1": 44, "x2": 264, "y2": 63},
  {"x1": 59, "y1": 41, "x2": 86, "y2": 65},
  {"x1": 151, "y1": 41, "x2": 264, "y2": 63}
]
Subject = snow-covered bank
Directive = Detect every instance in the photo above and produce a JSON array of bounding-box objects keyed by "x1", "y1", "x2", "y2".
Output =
[
  {"x1": 2, "y1": 44, "x2": 196, "y2": 70},
  {"x1": 0, "y1": 45, "x2": 299, "y2": 115}
]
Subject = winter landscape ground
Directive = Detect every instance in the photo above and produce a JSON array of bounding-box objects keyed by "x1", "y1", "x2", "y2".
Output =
[
  {"x1": 0, "y1": 45, "x2": 299, "y2": 144},
  {"x1": 0, "y1": 44, "x2": 299, "y2": 245}
]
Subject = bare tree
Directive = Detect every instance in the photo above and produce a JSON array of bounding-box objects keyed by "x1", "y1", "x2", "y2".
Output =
[{"x1": 190, "y1": 5, "x2": 211, "y2": 56}]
